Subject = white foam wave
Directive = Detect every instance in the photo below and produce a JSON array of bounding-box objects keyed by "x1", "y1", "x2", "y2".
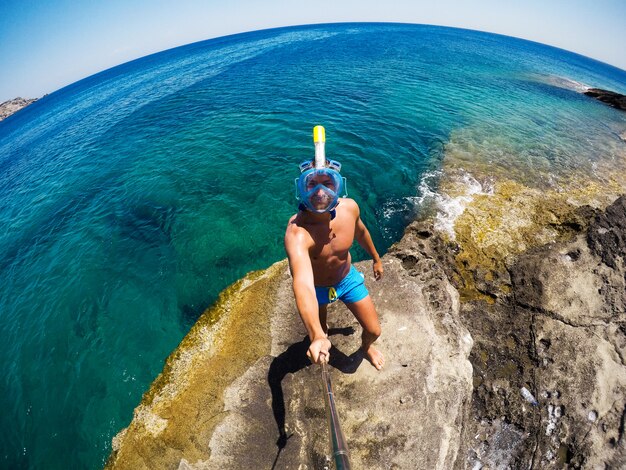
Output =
[
  {"x1": 377, "y1": 169, "x2": 492, "y2": 240},
  {"x1": 532, "y1": 74, "x2": 591, "y2": 93},
  {"x1": 415, "y1": 170, "x2": 491, "y2": 239}
]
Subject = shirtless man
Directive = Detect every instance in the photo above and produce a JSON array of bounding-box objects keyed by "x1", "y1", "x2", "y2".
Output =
[{"x1": 284, "y1": 151, "x2": 385, "y2": 370}]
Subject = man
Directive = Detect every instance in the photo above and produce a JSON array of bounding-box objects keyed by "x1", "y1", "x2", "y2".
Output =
[{"x1": 284, "y1": 128, "x2": 385, "y2": 370}]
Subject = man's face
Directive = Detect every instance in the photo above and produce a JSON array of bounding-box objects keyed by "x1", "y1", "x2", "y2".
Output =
[
  {"x1": 306, "y1": 173, "x2": 336, "y2": 191},
  {"x1": 306, "y1": 173, "x2": 336, "y2": 210},
  {"x1": 297, "y1": 167, "x2": 342, "y2": 213}
]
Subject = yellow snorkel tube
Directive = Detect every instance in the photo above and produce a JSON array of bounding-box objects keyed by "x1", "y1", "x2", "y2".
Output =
[
  {"x1": 313, "y1": 125, "x2": 326, "y2": 169},
  {"x1": 295, "y1": 126, "x2": 347, "y2": 215}
]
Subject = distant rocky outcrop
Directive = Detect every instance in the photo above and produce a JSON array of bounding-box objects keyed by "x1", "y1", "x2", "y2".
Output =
[
  {"x1": 0, "y1": 97, "x2": 37, "y2": 121},
  {"x1": 584, "y1": 88, "x2": 626, "y2": 111},
  {"x1": 106, "y1": 195, "x2": 626, "y2": 469}
]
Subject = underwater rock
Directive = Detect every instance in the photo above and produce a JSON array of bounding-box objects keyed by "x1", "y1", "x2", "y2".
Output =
[{"x1": 584, "y1": 88, "x2": 626, "y2": 111}]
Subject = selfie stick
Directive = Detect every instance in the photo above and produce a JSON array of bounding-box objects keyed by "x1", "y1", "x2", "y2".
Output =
[{"x1": 321, "y1": 361, "x2": 351, "y2": 469}]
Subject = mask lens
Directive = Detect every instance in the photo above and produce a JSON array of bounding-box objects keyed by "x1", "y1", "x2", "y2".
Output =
[
  {"x1": 304, "y1": 171, "x2": 337, "y2": 192},
  {"x1": 297, "y1": 169, "x2": 342, "y2": 213}
]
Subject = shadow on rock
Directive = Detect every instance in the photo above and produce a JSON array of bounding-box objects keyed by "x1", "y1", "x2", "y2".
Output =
[
  {"x1": 268, "y1": 337, "x2": 309, "y2": 457},
  {"x1": 267, "y1": 327, "x2": 361, "y2": 468}
]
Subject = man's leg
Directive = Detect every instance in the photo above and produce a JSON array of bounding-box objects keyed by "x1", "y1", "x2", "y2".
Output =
[
  {"x1": 345, "y1": 296, "x2": 385, "y2": 370},
  {"x1": 319, "y1": 303, "x2": 328, "y2": 336}
]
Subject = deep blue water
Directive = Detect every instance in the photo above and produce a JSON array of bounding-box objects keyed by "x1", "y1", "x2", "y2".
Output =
[{"x1": 1, "y1": 23, "x2": 625, "y2": 469}]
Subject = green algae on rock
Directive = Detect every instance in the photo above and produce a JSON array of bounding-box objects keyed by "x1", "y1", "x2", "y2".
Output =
[
  {"x1": 418, "y1": 130, "x2": 626, "y2": 466},
  {"x1": 105, "y1": 193, "x2": 626, "y2": 468},
  {"x1": 401, "y1": 195, "x2": 626, "y2": 468}
]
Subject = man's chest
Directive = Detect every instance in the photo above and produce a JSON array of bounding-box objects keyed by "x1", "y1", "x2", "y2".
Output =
[{"x1": 307, "y1": 221, "x2": 355, "y2": 258}]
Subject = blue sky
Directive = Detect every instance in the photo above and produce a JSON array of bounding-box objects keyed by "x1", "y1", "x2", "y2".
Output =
[{"x1": 1, "y1": 0, "x2": 625, "y2": 102}]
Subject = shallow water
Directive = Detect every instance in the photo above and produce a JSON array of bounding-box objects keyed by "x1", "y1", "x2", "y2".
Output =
[{"x1": 1, "y1": 23, "x2": 625, "y2": 468}]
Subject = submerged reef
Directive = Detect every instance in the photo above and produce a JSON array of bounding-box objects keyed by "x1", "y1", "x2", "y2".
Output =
[{"x1": 107, "y1": 189, "x2": 626, "y2": 468}]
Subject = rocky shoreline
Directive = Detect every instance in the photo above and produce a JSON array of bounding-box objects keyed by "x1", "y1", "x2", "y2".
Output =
[
  {"x1": 105, "y1": 188, "x2": 626, "y2": 468},
  {"x1": 106, "y1": 232, "x2": 475, "y2": 468},
  {"x1": 584, "y1": 88, "x2": 626, "y2": 112},
  {"x1": 425, "y1": 194, "x2": 626, "y2": 468},
  {"x1": 0, "y1": 97, "x2": 37, "y2": 121}
]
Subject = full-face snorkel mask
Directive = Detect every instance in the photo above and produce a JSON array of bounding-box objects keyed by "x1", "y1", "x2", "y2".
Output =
[{"x1": 295, "y1": 126, "x2": 348, "y2": 214}]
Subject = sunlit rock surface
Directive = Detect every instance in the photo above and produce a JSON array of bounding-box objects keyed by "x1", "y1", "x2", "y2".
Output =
[
  {"x1": 0, "y1": 97, "x2": 37, "y2": 120},
  {"x1": 107, "y1": 193, "x2": 626, "y2": 469},
  {"x1": 106, "y1": 232, "x2": 474, "y2": 469},
  {"x1": 455, "y1": 195, "x2": 626, "y2": 468}
]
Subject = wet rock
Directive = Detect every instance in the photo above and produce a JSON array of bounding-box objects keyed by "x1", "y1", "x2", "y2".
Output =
[
  {"x1": 587, "y1": 195, "x2": 626, "y2": 269},
  {"x1": 468, "y1": 419, "x2": 525, "y2": 469},
  {"x1": 584, "y1": 88, "x2": 626, "y2": 111}
]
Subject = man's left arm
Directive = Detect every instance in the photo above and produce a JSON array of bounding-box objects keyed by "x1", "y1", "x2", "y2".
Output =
[{"x1": 354, "y1": 208, "x2": 383, "y2": 281}]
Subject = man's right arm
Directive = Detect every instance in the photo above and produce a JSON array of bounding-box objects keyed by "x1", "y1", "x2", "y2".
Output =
[{"x1": 284, "y1": 226, "x2": 331, "y2": 364}]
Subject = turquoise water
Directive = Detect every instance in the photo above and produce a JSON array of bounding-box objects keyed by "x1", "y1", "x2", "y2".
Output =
[{"x1": 1, "y1": 23, "x2": 625, "y2": 468}]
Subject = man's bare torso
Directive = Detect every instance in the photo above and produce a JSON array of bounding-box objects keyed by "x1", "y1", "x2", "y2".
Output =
[{"x1": 287, "y1": 198, "x2": 358, "y2": 286}]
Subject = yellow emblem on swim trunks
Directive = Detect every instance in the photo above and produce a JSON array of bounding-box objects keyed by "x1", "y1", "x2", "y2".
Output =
[{"x1": 328, "y1": 287, "x2": 338, "y2": 302}]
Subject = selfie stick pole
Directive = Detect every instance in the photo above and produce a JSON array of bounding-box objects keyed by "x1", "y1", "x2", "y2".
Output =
[{"x1": 321, "y1": 361, "x2": 351, "y2": 470}]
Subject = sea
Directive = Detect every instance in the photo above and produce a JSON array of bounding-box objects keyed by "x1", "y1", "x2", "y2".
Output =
[{"x1": 1, "y1": 23, "x2": 625, "y2": 469}]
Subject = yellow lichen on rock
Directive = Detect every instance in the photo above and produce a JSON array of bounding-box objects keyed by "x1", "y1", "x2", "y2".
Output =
[
  {"x1": 436, "y1": 120, "x2": 626, "y2": 302},
  {"x1": 448, "y1": 175, "x2": 624, "y2": 301},
  {"x1": 106, "y1": 260, "x2": 288, "y2": 469}
]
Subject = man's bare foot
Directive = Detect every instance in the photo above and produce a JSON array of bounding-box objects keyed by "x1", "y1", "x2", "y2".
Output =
[{"x1": 362, "y1": 344, "x2": 385, "y2": 370}]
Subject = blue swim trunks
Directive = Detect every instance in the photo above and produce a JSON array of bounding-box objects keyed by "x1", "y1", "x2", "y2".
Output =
[{"x1": 315, "y1": 265, "x2": 369, "y2": 305}]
